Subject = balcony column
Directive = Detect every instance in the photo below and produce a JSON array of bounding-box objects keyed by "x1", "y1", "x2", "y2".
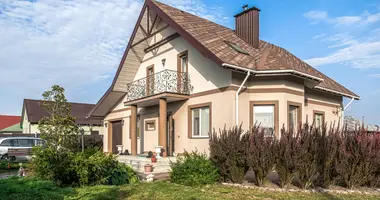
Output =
[
  {"x1": 130, "y1": 105, "x2": 137, "y2": 156},
  {"x1": 159, "y1": 98, "x2": 167, "y2": 157}
]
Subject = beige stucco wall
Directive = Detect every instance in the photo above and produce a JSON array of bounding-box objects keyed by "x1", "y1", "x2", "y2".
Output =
[
  {"x1": 132, "y1": 27, "x2": 232, "y2": 94},
  {"x1": 305, "y1": 89, "x2": 343, "y2": 127}
]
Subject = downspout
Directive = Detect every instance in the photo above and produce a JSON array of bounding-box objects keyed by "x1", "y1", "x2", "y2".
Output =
[
  {"x1": 341, "y1": 97, "x2": 355, "y2": 126},
  {"x1": 236, "y1": 71, "x2": 251, "y2": 125}
]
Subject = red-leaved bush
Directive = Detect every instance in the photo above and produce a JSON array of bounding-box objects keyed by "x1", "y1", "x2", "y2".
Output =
[{"x1": 209, "y1": 124, "x2": 380, "y2": 189}]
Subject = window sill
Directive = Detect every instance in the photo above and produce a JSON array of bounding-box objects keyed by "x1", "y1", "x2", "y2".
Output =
[{"x1": 190, "y1": 136, "x2": 209, "y2": 139}]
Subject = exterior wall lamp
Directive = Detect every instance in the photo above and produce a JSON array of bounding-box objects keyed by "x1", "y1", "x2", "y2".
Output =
[{"x1": 162, "y1": 58, "x2": 166, "y2": 67}]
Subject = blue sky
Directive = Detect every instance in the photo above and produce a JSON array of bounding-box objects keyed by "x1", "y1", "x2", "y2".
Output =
[{"x1": 0, "y1": 0, "x2": 379, "y2": 124}]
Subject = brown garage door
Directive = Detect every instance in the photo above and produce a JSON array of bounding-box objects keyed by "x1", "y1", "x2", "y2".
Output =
[{"x1": 112, "y1": 121, "x2": 123, "y2": 154}]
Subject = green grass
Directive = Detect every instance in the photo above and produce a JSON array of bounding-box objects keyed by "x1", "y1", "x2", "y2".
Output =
[{"x1": 1, "y1": 178, "x2": 379, "y2": 200}]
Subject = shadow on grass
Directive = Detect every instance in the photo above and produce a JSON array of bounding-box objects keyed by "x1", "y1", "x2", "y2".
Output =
[
  {"x1": 65, "y1": 184, "x2": 136, "y2": 200},
  {"x1": 0, "y1": 176, "x2": 74, "y2": 200}
]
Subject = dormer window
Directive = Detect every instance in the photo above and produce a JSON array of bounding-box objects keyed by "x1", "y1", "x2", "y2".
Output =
[{"x1": 224, "y1": 41, "x2": 250, "y2": 55}]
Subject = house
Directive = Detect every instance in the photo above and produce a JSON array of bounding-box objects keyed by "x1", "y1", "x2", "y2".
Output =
[
  {"x1": 21, "y1": 99, "x2": 103, "y2": 135},
  {"x1": 88, "y1": 0, "x2": 359, "y2": 156},
  {"x1": 0, "y1": 115, "x2": 22, "y2": 134},
  {"x1": 345, "y1": 116, "x2": 379, "y2": 133}
]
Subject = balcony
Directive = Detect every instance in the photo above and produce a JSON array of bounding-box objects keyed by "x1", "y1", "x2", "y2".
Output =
[{"x1": 125, "y1": 69, "x2": 192, "y2": 104}]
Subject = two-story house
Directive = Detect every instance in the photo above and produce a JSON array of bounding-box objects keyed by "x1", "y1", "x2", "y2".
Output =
[{"x1": 88, "y1": 0, "x2": 359, "y2": 156}]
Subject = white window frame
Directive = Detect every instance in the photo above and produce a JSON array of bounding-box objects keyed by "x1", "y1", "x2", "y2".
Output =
[{"x1": 191, "y1": 106, "x2": 210, "y2": 138}]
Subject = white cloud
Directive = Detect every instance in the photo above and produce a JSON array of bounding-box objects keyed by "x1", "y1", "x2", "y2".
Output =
[
  {"x1": 304, "y1": 10, "x2": 380, "y2": 26},
  {"x1": 303, "y1": 10, "x2": 328, "y2": 21},
  {"x1": 369, "y1": 74, "x2": 380, "y2": 78},
  {"x1": 304, "y1": 9, "x2": 380, "y2": 69},
  {"x1": 0, "y1": 0, "x2": 228, "y2": 115}
]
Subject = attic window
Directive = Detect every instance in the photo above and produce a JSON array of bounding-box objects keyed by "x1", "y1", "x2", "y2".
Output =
[{"x1": 224, "y1": 41, "x2": 249, "y2": 55}]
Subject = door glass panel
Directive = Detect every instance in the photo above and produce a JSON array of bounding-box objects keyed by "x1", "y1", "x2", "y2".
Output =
[{"x1": 181, "y1": 55, "x2": 187, "y2": 73}]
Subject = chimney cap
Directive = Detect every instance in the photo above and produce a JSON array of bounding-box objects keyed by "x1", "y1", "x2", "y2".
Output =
[{"x1": 234, "y1": 6, "x2": 261, "y2": 18}]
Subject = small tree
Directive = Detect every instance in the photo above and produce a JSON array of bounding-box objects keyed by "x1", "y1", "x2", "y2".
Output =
[
  {"x1": 38, "y1": 85, "x2": 79, "y2": 150},
  {"x1": 246, "y1": 126, "x2": 276, "y2": 186}
]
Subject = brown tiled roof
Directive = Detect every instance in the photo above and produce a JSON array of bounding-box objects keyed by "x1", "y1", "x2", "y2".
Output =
[
  {"x1": 151, "y1": 1, "x2": 358, "y2": 98},
  {"x1": 22, "y1": 99, "x2": 101, "y2": 125}
]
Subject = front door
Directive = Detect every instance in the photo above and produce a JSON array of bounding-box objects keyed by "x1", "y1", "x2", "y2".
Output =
[
  {"x1": 167, "y1": 114, "x2": 175, "y2": 156},
  {"x1": 112, "y1": 121, "x2": 123, "y2": 154}
]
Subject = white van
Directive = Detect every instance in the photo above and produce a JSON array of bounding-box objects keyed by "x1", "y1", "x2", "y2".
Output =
[{"x1": 0, "y1": 137, "x2": 45, "y2": 161}]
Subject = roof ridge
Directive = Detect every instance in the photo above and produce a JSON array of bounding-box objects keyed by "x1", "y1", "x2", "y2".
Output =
[
  {"x1": 0, "y1": 115, "x2": 21, "y2": 117},
  {"x1": 24, "y1": 99, "x2": 96, "y2": 106}
]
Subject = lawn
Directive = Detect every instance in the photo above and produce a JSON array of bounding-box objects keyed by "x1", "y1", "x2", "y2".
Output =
[{"x1": 1, "y1": 177, "x2": 380, "y2": 200}]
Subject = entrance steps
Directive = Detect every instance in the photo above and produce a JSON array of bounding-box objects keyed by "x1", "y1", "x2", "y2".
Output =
[{"x1": 117, "y1": 155, "x2": 177, "y2": 181}]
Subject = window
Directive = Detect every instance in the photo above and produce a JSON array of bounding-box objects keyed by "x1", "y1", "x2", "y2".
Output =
[
  {"x1": 313, "y1": 111, "x2": 325, "y2": 129},
  {"x1": 91, "y1": 131, "x2": 99, "y2": 135},
  {"x1": 145, "y1": 120, "x2": 156, "y2": 131},
  {"x1": 253, "y1": 105, "x2": 275, "y2": 137},
  {"x1": 17, "y1": 139, "x2": 34, "y2": 147},
  {"x1": 288, "y1": 106, "x2": 299, "y2": 132},
  {"x1": 35, "y1": 139, "x2": 45, "y2": 146},
  {"x1": 188, "y1": 103, "x2": 211, "y2": 138},
  {"x1": 287, "y1": 101, "x2": 302, "y2": 133},
  {"x1": 0, "y1": 139, "x2": 12, "y2": 146},
  {"x1": 224, "y1": 41, "x2": 250, "y2": 55},
  {"x1": 192, "y1": 107, "x2": 210, "y2": 137}
]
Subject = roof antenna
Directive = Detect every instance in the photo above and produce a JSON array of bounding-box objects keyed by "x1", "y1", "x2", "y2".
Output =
[{"x1": 242, "y1": 4, "x2": 248, "y2": 11}]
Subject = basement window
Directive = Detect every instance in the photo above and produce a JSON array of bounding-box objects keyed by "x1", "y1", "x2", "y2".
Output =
[{"x1": 224, "y1": 40, "x2": 250, "y2": 55}]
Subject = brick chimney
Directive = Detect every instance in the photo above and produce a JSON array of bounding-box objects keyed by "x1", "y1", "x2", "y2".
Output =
[{"x1": 234, "y1": 5, "x2": 260, "y2": 48}]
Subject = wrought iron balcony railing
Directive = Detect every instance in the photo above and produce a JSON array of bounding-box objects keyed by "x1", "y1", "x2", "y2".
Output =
[{"x1": 126, "y1": 69, "x2": 192, "y2": 102}]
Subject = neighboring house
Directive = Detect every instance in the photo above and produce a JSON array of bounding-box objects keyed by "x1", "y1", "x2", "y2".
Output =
[
  {"x1": 88, "y1": 1, "x2": 359, "y2": 156},
  {"x1": 21, "y1": 99, "x2": 103, "y2": 135},
  {"x1": 0, "y1": 115, "x2": 22, "y2": 133},
  {"x1": 345, "y1": 116, "x2": 379, "y2": 133}
]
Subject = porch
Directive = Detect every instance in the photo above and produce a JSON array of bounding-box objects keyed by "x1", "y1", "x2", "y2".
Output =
[
  {"x1": 117, "y1": 155, "x2": 177, "y2": 180},
  {"x1": 123, "y1": 69, "x2": 192, "y2": 157}
]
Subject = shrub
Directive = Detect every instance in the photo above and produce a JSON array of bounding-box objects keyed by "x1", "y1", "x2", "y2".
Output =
[
  {"x1": 293, "y1": 124, "x2": 320, "y2": 189},
  {"x1": 274, "y1": 127, "x2": 298, "y2": 188},
  {"x1": 209, "y1": 126, "x2": 249, "y2": 183},
  {"x1": 169, "y1": 151, "x2": 219, "y2": 186},
  {"x1": 315, "y1": 124, "x2": 340, "y2": 188},
  {"x1": 369, "y1": 133, "x2": 380, "y2": 188},
  {"x1": 0, "y1": 160, "x2": 8, "y2": 170},
  {"x1": 246, "y1": 126, "x2": 276, "y2": 186},
  {"x1": 31, "y1": 146, "x2": 138, "y2": 186},
  {"x1": 169, "y1": 150, "x2": 218, "y2": 186},
  {"x1": 335, "y1": 128, "x2": 378, "y2": 189}
]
